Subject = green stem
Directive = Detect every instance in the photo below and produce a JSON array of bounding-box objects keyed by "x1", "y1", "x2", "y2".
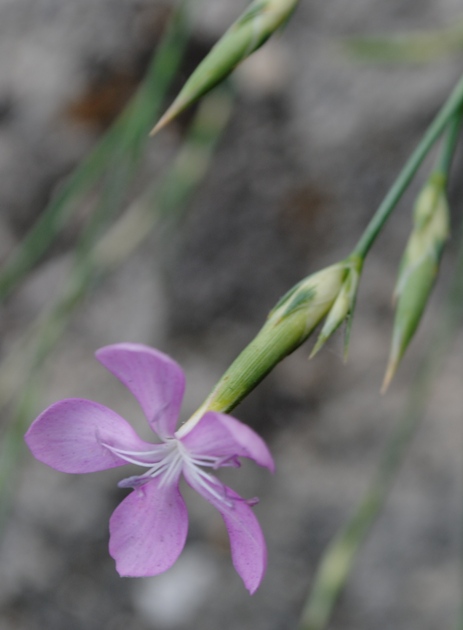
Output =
[
  {"x1": 353, "y1": 73, "x2": 463, "y2": 260},
  {"x1": 436, "y1": 108, "x2": 463, "y2": 176}
]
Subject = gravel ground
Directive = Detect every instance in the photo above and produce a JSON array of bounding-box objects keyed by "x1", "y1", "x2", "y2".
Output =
[{"x1": 1, "y1": 1, "x2": 463, "y2": 629}]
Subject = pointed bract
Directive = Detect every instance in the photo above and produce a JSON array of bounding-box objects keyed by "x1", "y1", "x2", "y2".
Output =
[
  {"x1": 310, "y1": 258, "x2": 362, "y2": 359},
  {"x1": 383, "y1": 174, "x2": 449, "y2": 391}
]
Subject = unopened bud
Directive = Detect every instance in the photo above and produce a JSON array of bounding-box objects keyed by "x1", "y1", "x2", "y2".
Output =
[
  {"x1": 151, "y1": 0, "x2": 299, "y2": 135},
  {"x1": 270, "y1": 262, "x2": 347, "y2": 332},
  {"x1": 188, "y1": 261, "x2": 347, "y2": 421},
  {"x1": 383, "y1": 173, "x2": 449, "y2": 391}
]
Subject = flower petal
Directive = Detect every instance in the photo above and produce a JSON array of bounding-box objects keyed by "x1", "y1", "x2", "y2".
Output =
[
  {"x1": 179, "y1": 412, "x2": 275, "y2": 472},
  {"x1": 184, "y1": 467, "x2": 267, "y2": 594},
  {"x1": 96, "y1": 343, "x2": 185, "y2": 438},
  {"x1": 25, "y1": 398, "x2": 152, "y2": 473},
  {"x1": 109, "y1": 477, "x2": 188, "y2": 576}
]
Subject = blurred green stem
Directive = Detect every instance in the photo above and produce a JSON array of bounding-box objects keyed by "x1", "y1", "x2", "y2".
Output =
[
  {"x1": 436, "y1": 109, "x2": 463, "y2": 176},
  {"x1": 0, "y1": 1, "x2": 190, "y2": 301},
  {"x1": 344, "y1": 18, "x2": 463, "y2": 63},
  {"x1": 353, "y1": 72, "x2": 463, "y2": 260}
]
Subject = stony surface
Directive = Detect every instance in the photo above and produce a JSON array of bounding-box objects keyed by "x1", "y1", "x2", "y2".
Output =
[{"x1": 1, "y1": 0, "x2": 463, "y2": 629}]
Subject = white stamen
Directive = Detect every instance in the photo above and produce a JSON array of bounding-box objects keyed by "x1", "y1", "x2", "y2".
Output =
[
  {"x1": 105, "y1": 436, "x2": 236, "y2": 508},
  {"x1": 159, "y1": 451, "x2": 183, "y2": 487},
  {"x1": 184, "y1": 463, "x2": 234, "y2": 508},
  {"x1": 104, "y1": 444, "x2": 166, "y2": 458}
]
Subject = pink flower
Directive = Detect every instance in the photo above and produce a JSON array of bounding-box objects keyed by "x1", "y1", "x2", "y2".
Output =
[{"x1": 25, "y1": 343, "x2": 274, "y2": 593}]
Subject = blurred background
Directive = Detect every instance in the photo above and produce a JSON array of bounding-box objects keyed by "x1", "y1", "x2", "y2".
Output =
[{"x1": 1, "y1": 0, "x2": 463, "y2": 628}]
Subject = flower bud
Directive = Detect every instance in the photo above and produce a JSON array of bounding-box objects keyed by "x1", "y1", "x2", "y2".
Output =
[
  {"x1": 151, "y1": 0, "x2": 300, "y2": 134},
  {"x1": 189, "y1": 261, "x2": 348, "y2": 419},
  {"x1": 383, "y1": 173, "x2": 449, "y2": 391}
]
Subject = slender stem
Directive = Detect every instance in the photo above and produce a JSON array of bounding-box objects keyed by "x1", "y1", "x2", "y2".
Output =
[
  {"x1": 353, "y1": 73, "x2": 463, "y2": 260},
  {"x1": 453, "y1": 116, "x2": 463, "y2": 630},
  {"x1": 436, "y1": 108, "x2": 463, "y2": 176}
]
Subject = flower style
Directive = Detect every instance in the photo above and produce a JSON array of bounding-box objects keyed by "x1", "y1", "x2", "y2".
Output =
[{"x1": 25, "y1": 343, "x2": 274, "y2": 593}]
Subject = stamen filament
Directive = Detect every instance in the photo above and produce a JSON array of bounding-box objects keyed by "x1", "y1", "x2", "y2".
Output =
[
  {"x1": 107, "y1": 451, "x2": 157, "y2": 468},
  {"x1": 103, "y1": 443, "x2": 167, "y2": 457},
  {"x1": 187, "y1": 463, "x2": 234, "y2": 507},
  {"x1": 188, "y1": 456, "x2": 222, "y2": 467},
  {"x1": 160, "y1": 451, "x2": 183, "y2": 487}
]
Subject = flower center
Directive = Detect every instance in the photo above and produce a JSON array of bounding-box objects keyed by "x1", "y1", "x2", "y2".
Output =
[
  {"x1": 102, "y1": 438, "x2": 235, "y2": 506},
  {"x1": 102, "y1": 438, "x2": 181, "y2": 488}
]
